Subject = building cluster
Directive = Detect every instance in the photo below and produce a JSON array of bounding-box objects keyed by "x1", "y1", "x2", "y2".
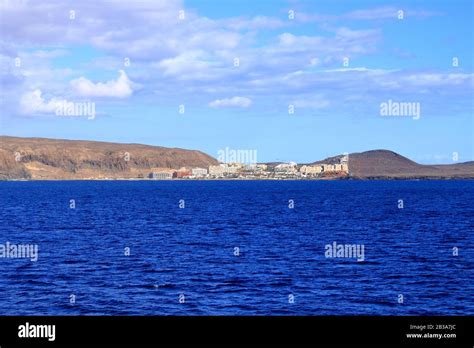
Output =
[
  {"x1": 300, "y1": 163, "x2": 349, "y2": 177},
  {"x1": 148, "y1": 158, "x2": 349, "y2": 180}
]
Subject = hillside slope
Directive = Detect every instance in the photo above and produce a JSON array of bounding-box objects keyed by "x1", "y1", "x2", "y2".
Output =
[
  {"x1": 314, "y1": 150, "x2": 474, "y2": 179},
  {"x1": 0, "y1": 136, "x2": 218, "y2": 180}
]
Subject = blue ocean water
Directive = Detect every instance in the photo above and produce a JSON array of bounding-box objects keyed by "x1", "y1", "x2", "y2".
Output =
[{"x1": 0, "y1": 180, "x2": 472, "y2": 315}]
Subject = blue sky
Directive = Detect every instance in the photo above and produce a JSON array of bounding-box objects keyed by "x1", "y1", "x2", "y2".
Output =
[{"x1": 0, "y1": 0, "x2": 472, "y2": 163}]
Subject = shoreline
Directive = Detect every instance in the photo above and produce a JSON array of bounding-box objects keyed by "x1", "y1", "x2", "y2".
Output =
[{"x1": 2, "y1": 177, "x2": 474, "y2": 182}]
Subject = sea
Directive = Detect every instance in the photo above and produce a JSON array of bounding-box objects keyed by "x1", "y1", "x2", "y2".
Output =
[{"x1": 0, "y1": 180, "x2": 472, "y2": 315}]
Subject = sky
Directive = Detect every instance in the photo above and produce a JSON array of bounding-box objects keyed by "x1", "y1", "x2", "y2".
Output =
[{"x1": 0, "y1": 0, "x2": 473, "y2": 164}]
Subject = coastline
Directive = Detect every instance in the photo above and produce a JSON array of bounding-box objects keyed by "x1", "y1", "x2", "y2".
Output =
[
  {"x1": 3, "y1": 176, "x2": 474, "y2": 182},
  {"x1": 2, "y1": 137, "x2": 473, "y2": 181}
]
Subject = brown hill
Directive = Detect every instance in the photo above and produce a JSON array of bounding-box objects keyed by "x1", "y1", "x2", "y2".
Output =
[
  {"x1": 314, "y1": 150, "x2": 474, "y2": 179},
  {"x1": 0, "y1": 136, "x2": 218, "y2": 180},
  {"x1": 1, "y1": 137, "x2": 472, "y2": 180}
]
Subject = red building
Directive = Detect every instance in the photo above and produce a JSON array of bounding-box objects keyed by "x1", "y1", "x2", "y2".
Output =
[{"x1": 173, "y1": 169, "x2": 192, "y2": 178}]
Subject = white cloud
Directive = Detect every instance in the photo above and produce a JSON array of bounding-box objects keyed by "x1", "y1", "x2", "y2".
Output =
[
  {"x1": 309, "y1": 58, "x2": 320, "y2": 67},
  {"x1": 295, "y1": 7, "x2": 442, "y2": 22},
  {"x1": 270, "y1": 29, "x2": 380, "y2": 57},
  {"x1": 209, "y1": 96, "x2": 252, "y2": 108},
  {"x1": 343, "y1": 7, "x2": 401, "y2": 20},
  {"x1": 0, "y1": 0, "x2": 384, "y2": 104},
  {"x1": 343, "y1": 7, "x2": 442, "y2": 20},
  {"x1": 158, "y1": 51, "x2": 213, "y2": 77},
  {"x1": 70, "y1": 70, "x2": 133, "y2": 98},
  {"x1": 293, "y1": 96, "x2": 330, "y2": 109},
  {"x1": 225, "y1": 16, "x2": 287, "y2": 30},
  {"x1": 402, "y1": 73, "x2": 473, "y2": 87},
  {"x1": 30, "y1": 49, "x2": 69, "y2": 59},
  {"x1": 1, "y1": 1, "x2": 469, "y2": 119},
  {"x1": 20, "y1": 89, "x2": 65, "y2": 115},
  {"x1": 322, "y1": 67, "x2": 391, "y2": 73}
]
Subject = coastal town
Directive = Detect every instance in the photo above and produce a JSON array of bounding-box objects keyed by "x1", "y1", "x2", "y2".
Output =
[{"x1": 148, "y1": 157, "x2": 349, "y2": 180}]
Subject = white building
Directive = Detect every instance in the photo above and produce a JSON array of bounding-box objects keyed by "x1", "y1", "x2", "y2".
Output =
[
  {"x1": 300, "y1": 165, "x2": 323, "y2": 175},
  {"x1": 149, "y1": 172, "x2": 173, "y2": 180},
  {"x1": 275, "y1": 162, "x2": 298, "y2": 173},
  {"x1": 209, "y1": 165, "x2": 224, "y2": 176},
  {"x1": 208, "y1": 164, "x2": 238, "y2": 176},
  {"x1": 192, "y1": 167, "x2": 208, "y2": 177}
]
